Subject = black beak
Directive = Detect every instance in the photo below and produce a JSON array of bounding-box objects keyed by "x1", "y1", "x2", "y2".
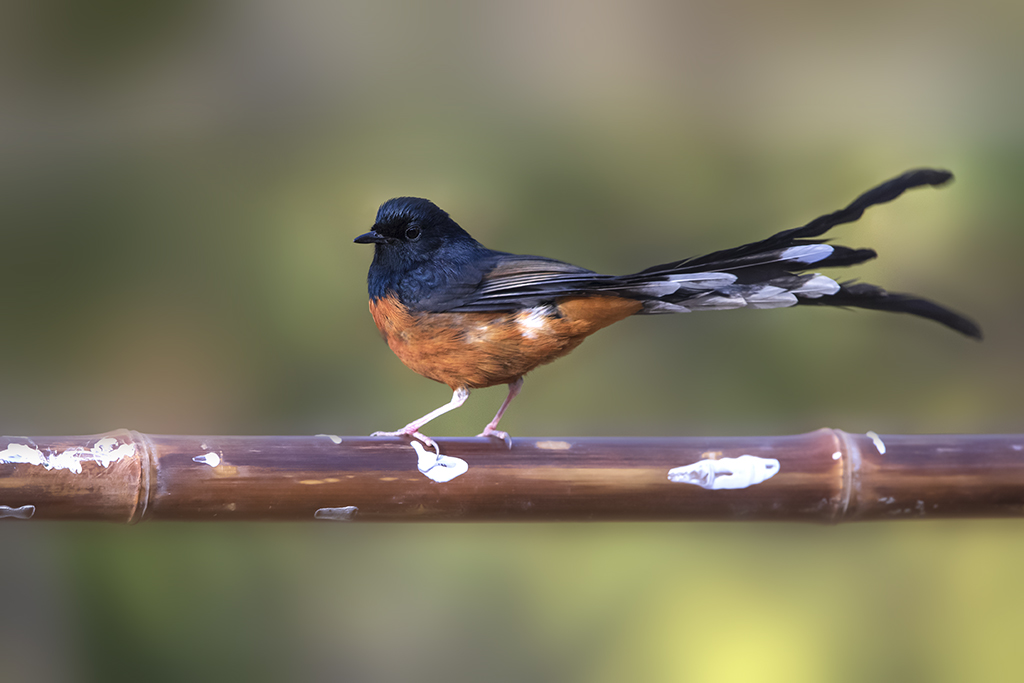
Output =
[{"x1": 354, "y1": 230, "x2": 386, "y2": 244}]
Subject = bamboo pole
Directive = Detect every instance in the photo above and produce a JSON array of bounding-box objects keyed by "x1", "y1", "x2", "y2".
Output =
[{"x1": 1, "y1": 429, "x2": 1022, "y2": 522}]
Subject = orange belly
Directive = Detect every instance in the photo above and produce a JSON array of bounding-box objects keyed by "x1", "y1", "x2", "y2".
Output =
[{"x1": 369, "y1": 294, "x2": 642, "y2": 389}]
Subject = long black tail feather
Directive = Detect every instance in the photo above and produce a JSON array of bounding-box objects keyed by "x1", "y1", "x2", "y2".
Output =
[
  {"x1": 626, "y1": 168, "x2": 981, "y2": 338},
  {"x1": 640, "y1": 168, "x2": 953, "y2": 275},
  {"x1": 799, "y1": 281, "x2": 983, "y2": 339}
]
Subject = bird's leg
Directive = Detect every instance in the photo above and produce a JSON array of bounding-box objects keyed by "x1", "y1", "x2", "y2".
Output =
[
  {"x1": 372, "y1": 387, "x2": 470, "y2": 454},
  {"x1": 477, "y1": 377, "x2": 524, "y2": 448}
]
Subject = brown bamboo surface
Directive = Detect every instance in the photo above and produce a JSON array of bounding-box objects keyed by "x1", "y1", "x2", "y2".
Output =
[{"x1": 1, "y1": 429, "x2": 1023, "y2": 523}]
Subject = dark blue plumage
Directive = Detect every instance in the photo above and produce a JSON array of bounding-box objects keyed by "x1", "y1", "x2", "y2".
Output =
[{"x1": 357, "y1": 197, "x2": 501, "y2": 310}]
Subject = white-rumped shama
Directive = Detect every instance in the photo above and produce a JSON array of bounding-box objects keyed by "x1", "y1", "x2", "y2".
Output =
[{"x1": 355, "y1": 169, "x2": 980, "y2": 451}]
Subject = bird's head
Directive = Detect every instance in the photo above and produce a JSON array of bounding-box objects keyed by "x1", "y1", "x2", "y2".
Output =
[
  {"x1": 355, "y1": 197, "x2": 492, "y2": 303},
  {"x1": 355, "y1": 197, "x2": 476, "y2": 266}
]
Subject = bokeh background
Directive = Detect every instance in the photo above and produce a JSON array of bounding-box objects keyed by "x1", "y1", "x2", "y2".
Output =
[{"x1": 1, "y1": 0, "x2": 1022, "y2": 681}]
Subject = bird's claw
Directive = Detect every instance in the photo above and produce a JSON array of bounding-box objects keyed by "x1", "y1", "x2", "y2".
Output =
[
  {"x1": 477, "y1": 427, "x2": 512, "y2": 449},
  {"x1": 371, "y1": 429, "x2": 439, "y2": 455}
]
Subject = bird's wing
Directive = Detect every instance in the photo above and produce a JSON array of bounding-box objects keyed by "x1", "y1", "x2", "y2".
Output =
[{"x1": 446, "y1": 254, "x2": 617, "y2": 312}]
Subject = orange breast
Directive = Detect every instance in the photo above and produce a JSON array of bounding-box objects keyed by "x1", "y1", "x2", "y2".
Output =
[{"x1": 369, "y1": 294, "x2": 641, "y2": 389}]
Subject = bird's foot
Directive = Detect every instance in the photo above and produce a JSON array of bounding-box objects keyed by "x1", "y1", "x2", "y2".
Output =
[
  {"x1": 371, "y1": 428, "x2": 439, "y2": 455},
  {"x1": 477, "y1": 426, "x2": 512, "y2": 449}
]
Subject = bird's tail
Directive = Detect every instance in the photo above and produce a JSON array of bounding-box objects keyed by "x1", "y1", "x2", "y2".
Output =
[{"x1": 615, "y1": 168, "x2": 981, "y2": 339}]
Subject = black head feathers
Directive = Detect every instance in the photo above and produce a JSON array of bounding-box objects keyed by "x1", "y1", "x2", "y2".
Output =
[
  {"x1": 356, "y1": 197, "x2": 494, "y2": 305},
  {"x1": 355, "y1": 197, "x2": 474, "y2": 249}
]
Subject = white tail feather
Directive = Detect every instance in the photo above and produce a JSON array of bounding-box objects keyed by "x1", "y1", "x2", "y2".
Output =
[
  {"x1": 792, "y1": 274, "x2": 840, "y2": 298},
  {"x1": 781, "y1": 244, "x2": 834, "y2": 264}
]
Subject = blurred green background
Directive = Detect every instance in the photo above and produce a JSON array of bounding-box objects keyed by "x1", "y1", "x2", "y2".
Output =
[{"x1": 1, "y1": 0, "x2": 1022, "y2": 681}]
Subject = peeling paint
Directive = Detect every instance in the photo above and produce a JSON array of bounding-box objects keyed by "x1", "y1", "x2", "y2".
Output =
[
  {"x1": 316, "y1": 434, "x2": 343, "y2": 444},
  {"x1": 535, "y1": 440, "x2": 571, "y2": 450},
  {"x1": 0, "y1": 443, "x2": 43, "y2": 466},
  {"x1": 0, "y1": 504, "x2": 35, "y2": 519},
  {"x1": 866, "y1": 431, "x2": 886, "y2": 455},
  {"x1": 411, "y1": 441, "x2": 468, "y2": 483},
  {"x1": 315, "y1": 506, "x2": 358, "y2": 521},
  {"x1": 0, "y1": 438, "x2": 135, "y2": 474},
  {"x1": 192, "y1": 452, "x2": 221, "y2": 467},
  {"x1": 667, "y1": 454, "x2": 780, "y2": 490}
]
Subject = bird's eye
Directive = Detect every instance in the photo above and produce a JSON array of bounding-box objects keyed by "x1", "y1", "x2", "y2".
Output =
[{"x1": 405, "y1": 226, "x2": 421, "y2": 241}]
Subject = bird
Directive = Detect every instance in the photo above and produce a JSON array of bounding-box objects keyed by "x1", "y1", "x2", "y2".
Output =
[{"x1": 354, "y1": 168, "x2": 980, "y2": 452}]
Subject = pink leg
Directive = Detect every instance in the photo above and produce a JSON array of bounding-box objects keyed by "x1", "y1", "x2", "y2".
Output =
[
  {"x1": 477, "y1": 377, "x2": 524, "y2": 448},
  {"x1": 373, "y1": 387, "x2": 470, "y2": 454}
]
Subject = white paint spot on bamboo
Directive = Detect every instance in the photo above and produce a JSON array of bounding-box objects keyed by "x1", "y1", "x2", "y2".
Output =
[
  {"x1": 91, "y1": 438, "x2": 132, "y2": 464},
  {"x1": 879, "y1": 496, "x2": 896, "y2": 504},
  {"x1": 411, "y1": 441, "x2": 468, "y2": 483},
  {"x1": 536, "y1": 440, "x2": 572, "y2": 450},
  {"x1": 668, "y1": 454, "x2": 780, "y2": 490},
  {"x1": 1013, "y1": 445, "x2": 1023, "y2": 452},
  {"x1": 0, "y1": 438, "x2": 135, "y2": 474},
  {"x1": 316, "y1": 434, "x2": 343, "y2": 444},
  {"x1": 315, "y1": 506, "x2": 358, "y2": 521},
  {"x1": 193, "y1": 453, "x2": 221, "y2": 467},
  {"x1": 0, "y1": 444, "x2": 44, "y2": 467},
  {"x1": 831, "y1": 451, "x2": 842, "y2": 460},
  {"x1": 0, "y1": 504, "x2": 35, "y2": 520},
  {"x1": 866, "y1": 431, "x2": 886, "y2": 455}
]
